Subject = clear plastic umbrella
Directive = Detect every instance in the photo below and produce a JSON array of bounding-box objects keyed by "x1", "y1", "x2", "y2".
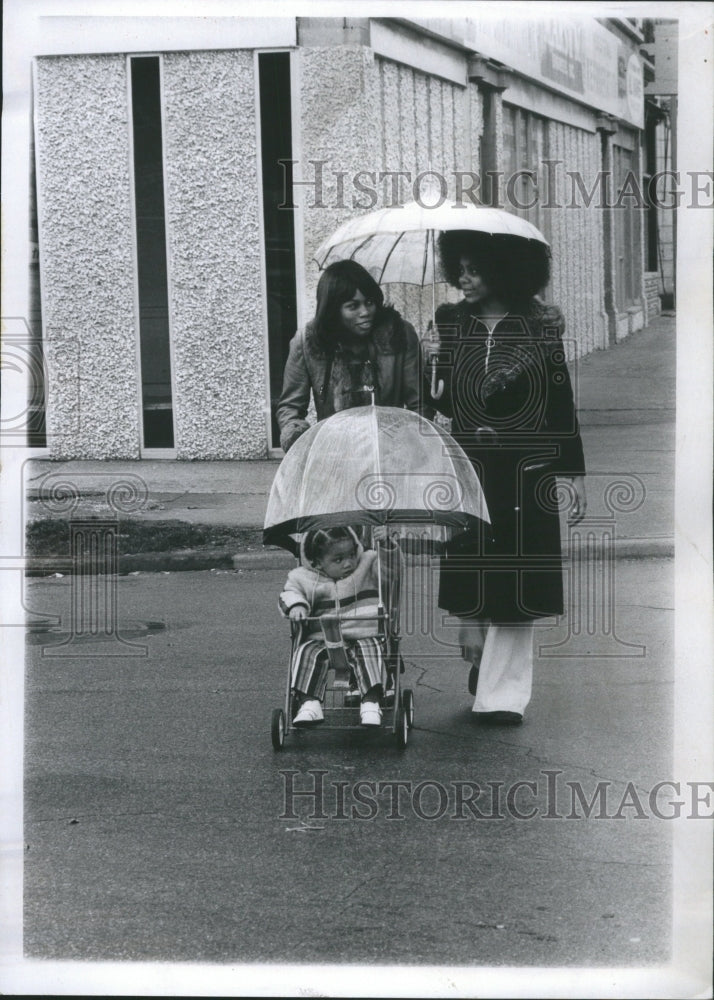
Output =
[{"x1": 263, "y1": 405, "x2": 489, "y2": 553}]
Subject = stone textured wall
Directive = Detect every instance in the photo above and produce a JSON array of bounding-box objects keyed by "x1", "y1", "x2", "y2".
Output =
[
  {"x1": 298, "y1": 45, "x2": 382, "y2": 312},
  {"x1": 162, "y1": 51, "x2": 266, "y2": 459},
  {"x1": 373, "y1": 57, "x2": 468, "y2": 334},
  {"x1": 35, "y1": 50, "x2": 269, "y2": 460},
  {"x1": 298, "y1": 47, "x2": 613, "y2": 359},
  {"x1": 298, "y1": 48, "x2": 467, "y2": 338},
  {"x1": 34, "y1": 56, "x2": 141, "y2": 459}
]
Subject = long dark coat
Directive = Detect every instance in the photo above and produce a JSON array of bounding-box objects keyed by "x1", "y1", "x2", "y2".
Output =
[{"x1": 433, "y1": 297, "x2": 585, "y2": 623}]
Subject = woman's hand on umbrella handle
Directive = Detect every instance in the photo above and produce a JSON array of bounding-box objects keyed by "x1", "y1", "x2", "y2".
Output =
[
  {"x1": 373, "y1": 525, "x2": 398, "y2": 549},
  {"x1": 566, "y1": 475, "x2": 587, "y2": 525}
]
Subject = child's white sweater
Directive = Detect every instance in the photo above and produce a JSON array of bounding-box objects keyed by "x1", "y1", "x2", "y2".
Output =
[{"x1": 279, "y1": 542, "x2": 398, "y2": 640}]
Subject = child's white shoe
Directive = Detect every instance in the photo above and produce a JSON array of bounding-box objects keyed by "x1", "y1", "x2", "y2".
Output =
[
  {"x1": 360, "y1": 701, "x2": 382, "y2": 727},
  {"x1": 293, "y1": 699, "x2": 324, "y2": 726}
]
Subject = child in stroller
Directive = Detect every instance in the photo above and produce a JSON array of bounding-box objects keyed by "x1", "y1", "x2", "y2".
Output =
[{"x1": 279, "y1": 525, "x2": 399, "y2": 727}]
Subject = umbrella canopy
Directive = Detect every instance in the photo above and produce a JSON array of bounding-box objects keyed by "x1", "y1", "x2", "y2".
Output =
[
  {"x1": 313, "y1": 200, "x2": 548, "y2": 286},
  {"x1": 263, "y1": 405, "x2": 489, "y2": 551}
]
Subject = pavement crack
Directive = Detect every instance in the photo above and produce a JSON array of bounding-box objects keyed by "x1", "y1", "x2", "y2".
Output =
[
  {"x1": 522, "y1": 747, "x2": 663, "y2": 796},
  {"x1": 603, "y1": 679, "x2": 673, "y2": 686},
  {"x1": 336, "y1": 874, "x2": 385, "y2": 913},
  {"x1": 412, "y1": 725, "x2": 461, "y2": 737},
  {"x1": 617, "y1": 604, "x2": 674, "y2": 611},
  {"x1": 414, "y1": 724, "x2": 525, "y2": 750},
  {"x1": 410, "y1": 662, "x2": 444, "y2": 693},
  {"x1": 27, "y1": 809, "x2": 171, "y2": 824},
  {"x1": 528, "y1": 853, "x2": 670, "y2": 870},
  {"x1": 150, "y1": 489, "x2": 191, "y2": 503}
]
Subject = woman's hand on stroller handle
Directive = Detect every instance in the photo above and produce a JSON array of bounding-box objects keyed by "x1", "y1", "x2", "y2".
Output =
[
  {"x1": 372, "y1": 525, "x2": 399, "y2": 546},
  {"x1": 565, "y1": 475, "x2": 587, "y2": 525},
  {"x1": 289, "y1": 606, "x2": 308, "y2": 621}
]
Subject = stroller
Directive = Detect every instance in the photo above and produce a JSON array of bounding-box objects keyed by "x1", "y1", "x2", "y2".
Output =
[
  {"x1": 263, "y1": 404, "x2": 489, "y2": 751},
  {"x1": 273, "y1": 524, "x2": 414, "y2": 749}
]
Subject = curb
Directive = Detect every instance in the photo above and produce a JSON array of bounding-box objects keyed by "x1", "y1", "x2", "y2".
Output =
[
  {"x1": 577, "y1": 408, "x2": 675, "y2": 426},
  {"x1": 25, "y1": 537, "x2": 673, "y2": 576},
  {"x1": 24, "y1": 547, "x2": 293, "y2": 576},
  {"x1": 564, "y1": 538, "x2": 673, "y2": 559}
]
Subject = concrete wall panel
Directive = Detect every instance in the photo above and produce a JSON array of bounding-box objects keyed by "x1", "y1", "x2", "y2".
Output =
[
  {"x1": 298, "y1": 45, "x2": 381, "y2": 310},
  {"x1": 162, "y1": 50, "x2": 266, "y2": 459},
  {"x1": 371, "y1": 57, "x2": 466, "y2": 332},
  {"x1": 34, "y1": 55, "x2": 140, "y2": 458},
  {"x1": 299, "y1": 47, "x2": 466, "y2": 337}
]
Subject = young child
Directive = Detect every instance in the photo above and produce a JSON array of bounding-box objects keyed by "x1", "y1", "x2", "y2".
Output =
[{"x1": 279, "y1": 525, "x2": 398, "y2": 727}]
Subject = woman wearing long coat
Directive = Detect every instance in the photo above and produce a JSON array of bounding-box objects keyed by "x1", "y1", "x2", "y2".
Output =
[{"x1": 432, "y1": 230, "x2": 586, "y2": 725}]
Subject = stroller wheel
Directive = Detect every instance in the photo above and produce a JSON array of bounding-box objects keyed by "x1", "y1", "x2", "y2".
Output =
[
  {"x1": 402, "y1": 688, "x2": 415, "y2": 729},
  {"x1": 395, "y1": 701, "x2": 408, "y2": 749},
  {"x1": 271, "y1": 708, "x2": 286, "y2": 751}
]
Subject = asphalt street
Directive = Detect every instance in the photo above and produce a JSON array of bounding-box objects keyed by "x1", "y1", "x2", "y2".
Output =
[{"x1": 24, "y1": 559, "x2": 673, "y2": 967}]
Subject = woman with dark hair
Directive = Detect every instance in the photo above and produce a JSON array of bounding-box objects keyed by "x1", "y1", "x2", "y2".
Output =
[
  {"x1": 437, "y1": 230, "x2": 551, "y2": 307},
  {"x1": 276, "y1": 260, "x2": 423, "y2": 452},
  {"x1": 432, "y1": 229, "x2": 587, "y2": 725}
]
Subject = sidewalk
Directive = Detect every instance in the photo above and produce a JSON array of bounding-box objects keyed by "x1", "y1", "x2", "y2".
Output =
[{"x1": 25, "y1": 312, "x2": 675, "y2": 572}]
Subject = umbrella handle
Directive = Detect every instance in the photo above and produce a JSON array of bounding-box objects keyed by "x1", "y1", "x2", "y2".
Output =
[
  {"x1": 429, "y1": 353, "x2": 444, "y2": 400},
  {"x1": 428, "y1": 230, "x2": 444, "y2": 401}
]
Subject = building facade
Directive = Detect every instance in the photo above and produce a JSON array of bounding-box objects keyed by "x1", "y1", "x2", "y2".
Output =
[{"x1": 31, "y1": 15, "x2": 653, "y2": 460}]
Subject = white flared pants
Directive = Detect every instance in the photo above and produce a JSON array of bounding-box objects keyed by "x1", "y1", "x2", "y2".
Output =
[{"x1": 458, "y1": 620, "x2": 534, "y2": 714}]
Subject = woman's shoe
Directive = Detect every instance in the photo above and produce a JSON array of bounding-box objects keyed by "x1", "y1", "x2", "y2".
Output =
[
  {"x1": 293, "y1": 699, "x2": 324, "y2": 726},
  {"x1": 468, "y1": 664, "x2": 480, "y2": 696},
  {"x1": 360, "y1": 701, "x2": 382, "y2": 726},
  {"x1": 473, "y1": 710, "x2": 523, "y2": 726}
]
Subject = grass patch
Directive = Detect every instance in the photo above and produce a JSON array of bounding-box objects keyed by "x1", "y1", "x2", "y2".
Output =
[{"x1": 26, "y1": 518, "x2": 264, "y2": 556}]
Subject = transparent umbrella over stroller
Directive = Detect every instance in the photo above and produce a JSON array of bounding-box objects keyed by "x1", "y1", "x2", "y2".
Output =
[{"x1": 264, "y1": 405, "x2": 489, "y2": 749}]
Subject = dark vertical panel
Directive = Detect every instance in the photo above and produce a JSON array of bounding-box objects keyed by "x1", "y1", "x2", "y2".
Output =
[
  {"x1": 130, "y1": 56, "x2": 174, "y2": 448},
  {"x1": 644, "y1": 114, "x2": 658, "y2": 270},
  {"x1": 29, "y1": 118, "x2": 47, "y2": 446},
  {"x1": 258, "y1": 52, "x2": 297, "y2": 449},
  {"x1": 479, "y1": 91, "x2": 499, "y2": 207}
]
